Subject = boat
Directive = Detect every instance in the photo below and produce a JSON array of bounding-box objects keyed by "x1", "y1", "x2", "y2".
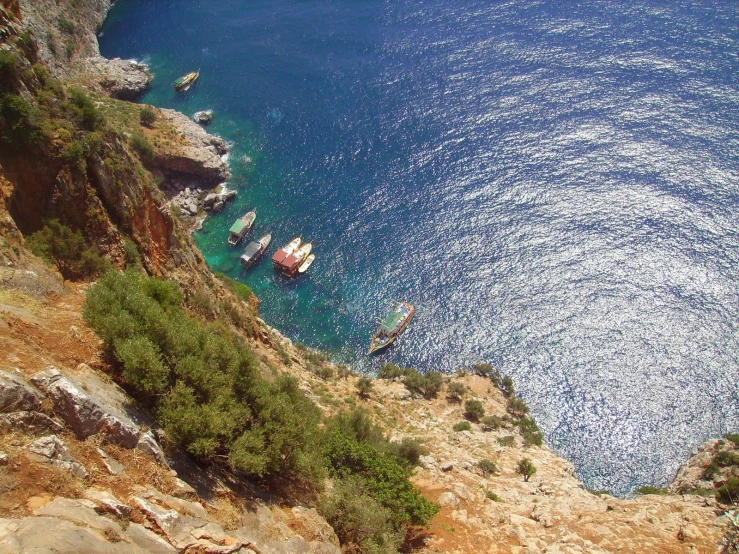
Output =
[
  {"x1": 278, "y1": 242, "x2": 312, "y2": 276},
  {"x1": 272, "y1": 237, "x2": 301, "y2": 267},
  {"x1": 227, "y1": 209, "x2": 256, "y2": 246},
  {"x1": 174, "y1": 69, "x2": 200, "y2": 92},
  {"x1": 297, "y1": 253, "x2": 315, "y2": 274},
  {"x1": 368, "y1": 302, "x2": 415, "y2": 354},
  {"x1": 240, "y1": 233, "x2": 272, "y2": 269}
]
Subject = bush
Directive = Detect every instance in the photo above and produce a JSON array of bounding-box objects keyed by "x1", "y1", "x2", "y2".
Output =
[
  {"x1": 702, "y1": 462, "x2": 720, "y2": 481},
  {"x1": 26, "y1": 219, "x2": 109, "y2": 280},
  {"x1": 497, "y1": 436, "x2": 515, "y2": 447},
  {"x1": 0, "y1": 50, "x2": 20, "y2": 91},
  {"x1": 214, "y1": 272, "x2": 253, "y2": 303},
  {"x1": 123, "y1": 238, "x2": 140, "y2": 268},
  {"x1": 0, "y1": 92, "x2": 41, "y2": 148},
  {"x1": 356, "y1": 376, "x2": 373, "y2": 398},
  {"x1": 394, "y1": 438, "x2": 427, "y2": 467},
  {"x1": 715, "y1": 451, "x2": 739, "y2": 467},
  {"x1": 485, "y1": 490, "x2": 502, "y2": 502},
  {"x1": 378, "y1": 363, "x2": 403, "y2": 380},
  {"x1": 139, "y1": 106, "x2": 156, "y2": 127},
  {"x1": 481, "y1": 415, "x2": 508, "y2": 431},
  {"x1": 83, "y1": 270, "x2": 324, "y2": 484},
  {"x1": 501, "y1": 376, "x2": 515, "y2": 397},
  {"x1": 453, "y1": 421, "x2": 471, "y2": 432},
  {"x1": 130, "y1": 131, "x2": 154, "y2": 159},
  {"x1": 507, "y1": 397, "x2": 530, "y2": 417},
  {"x1": 319, "y1": 477, "x2": 402, "y2": 554},
  {"x1": 69, "y1": 87, "x2": 103, "y2": 131},
  {"x1": 517, "y1": 458, "x2": 537, "y2": 482},
  {"x1": 464, "y1": 399, "x2": 485, "y2": 422},
  {"x1": 726, "y1": 434, "x2": 739, "y2": 447},
  {"x1": 446, "y1": 381, "x2": 466, "y2": 402},
  {"x1": 517, "y1": 417, "x2": 544, "y2": 447},
  {"x1": 324, "y1": 424, "x2": 439, "y2": 530},
  {"x1": 636, "y1": 485, "x2": 669, "y2": 496},
  {"x1": 717, "y1": 478, "x2": 739, "y2": 505},
  {"x1": 403, "y1": 368, "x2": 443, "y2": 398},
  {"x1": 477, "y1": 459, "x2": 498, "y2": 477},
  {"x1": 58, "y1": 17, "x2": 75, "y2": 34}
]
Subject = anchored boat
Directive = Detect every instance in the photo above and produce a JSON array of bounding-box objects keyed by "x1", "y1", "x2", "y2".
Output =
[
  {"x1": 174, "y1": 70, "x2": 200, "y2": 92},
  {"x1": 228, "y1": 209, "x2": 256, "y2": 246},
  {"x1": 297, "y1": 253, "x2": 315, "y2": 274},
  {"x1": 368, "y1": 302, "x2": 415, "y2": 354},
  {"x1": 240, "y1": 233, "x2": 272, "y2": 269},
  {"x1": 277, "y1": 242, "x2": 312, "y2": 276},
  {"x1": 272, "y1": 237, "x2": 301, "y2": 267}
]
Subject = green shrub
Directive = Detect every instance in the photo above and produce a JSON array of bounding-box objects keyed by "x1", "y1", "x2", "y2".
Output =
[
  {"x1": 69, "y1": 87, "x2": 103, "y2": 131},
  {"x1": 139, "y1": 106, "x2": 156, "y2": 127},
  {"x1": 635, "y1": 485, "x2": 669, "y2": 496},
  {"x1": 464, "y1": 399, "x2": 485, "y2": 422},
  {"x1": 481, "y1": 415, "x2": 507, "y2": 431},
  {"x1": 130, "y1": 131, "x2": 154, "y2": 159},
  {"x1": 717, "y1": 478, "x2": 739, "y2": 505},
  {"x1": 507, "y1": 397, "x2": 530, "y2": 417},
  {"x1": 318, "y1": 476, "x2": 402, "y2": 554},
  {"x1": 58, "y1": 17, "x2": 75, "y2": 34},
  {"x1": 83, "y1": 270, "x2": 324, "y2": 484},
  {"x1": 0, "y1": 92, "x2": 41, "y2": 148},
  {"x1": 485, "y1": 490, "x2": 502, "y2": 502},
  {"x1": 26, "y1": 219, "x2": 109, "y2": 280},
  {"x1": 356, "y1": 376, "x2": 373, "y2": 398},
  {"x1": 214, "y1": 272, "x2": 253, "y2": 303},
  {"x1": 702, "y1": 462, "x2": 720, "y2": 481},
  {"x1": 0, "y1": 50, "x2": 20, "y2": 91},
  {"x1": 378, "y1": 362, "x2": 402, "y2": 380},
  {"x1": 324, "y1": 425, "x2": 439, "y2": 530},
  {"x1": 60, "y1": 139, "x2": 87, "y2": 170},
  {"x1": 393, "y1": 438, "x2": 427, "y2": 467},
  {"x1": 477, "y1": 459, "x2": 498, "y2": 477},
  {"x1": 315, "y1": 365, "x2": 334, "y2": 381},
  {"x1": 725, "y1": 434, "x2": 739, "y2": 447},
  {"x1": 517, "y1": 458, "x2": 537, "y2": 482},
  {"x1": 715, "y1": 451, "x2": 739, "y2": 467},
  {"x1": 517, "y1": 416, "x2": 544, "y2": 447},
  {"x1": 123, "y1": 238, "x2": 140, "y2": 268},
  {"x1": 446, "y1": 381, "x2": 466, "y2": 402},
  {"x1": 497, "y1": 436, "x2": 515, "y2": 447},
  {"x1": 453, "y1": 421, "x2": 471, "y2": 432},
  {"x1": 501, "y1": 376, "x2": 515, "y2": 397}
]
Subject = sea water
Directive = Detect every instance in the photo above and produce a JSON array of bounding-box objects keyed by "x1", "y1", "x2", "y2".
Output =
[{"x1": 99, "y1": 0, "x2": 739, "y2": 494}]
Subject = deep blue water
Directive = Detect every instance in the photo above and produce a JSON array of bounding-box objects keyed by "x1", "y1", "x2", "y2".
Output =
[{"x1": 100, "y1": 1, "x2": 739, "y2": 495}]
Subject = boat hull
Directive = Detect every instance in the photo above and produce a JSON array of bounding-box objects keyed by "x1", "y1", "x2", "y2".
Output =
[{"x1": 368, "y1": 303, "x2": 415, "y2": 354}]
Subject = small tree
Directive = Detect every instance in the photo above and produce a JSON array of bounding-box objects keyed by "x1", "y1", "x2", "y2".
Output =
[
  {"x1": 140, "y1": 106, "x2": 156, "y2": 127},
  {"x1": 356, "y1": 376, "x2": 373, "y2": 399},
  {"x1": 501, "y1": 376, "x2": 515, "y2": 397},
  {"x1": 378, "y1": 362, "x2": 402, "y2": 380},
  {"x1": 464, "y1": 399, "x2": 485, "y2": 422},
  {"x1": 517, "y1": 458, "x2": 537, "y2": 482},
  {"x1": 507, "y1": 397, "x2": 530, "y2": 418},
  {"x1": 446, "y1": 381, "x2": 466, "y2": 402},
  {"x1": 477, "y1": 459, "x2": 499, "y2": 477}
]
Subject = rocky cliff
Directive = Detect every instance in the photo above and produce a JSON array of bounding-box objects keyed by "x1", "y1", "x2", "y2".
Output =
[{"x1": 0, "y1": 1, "x2": 734, "y2": 553}]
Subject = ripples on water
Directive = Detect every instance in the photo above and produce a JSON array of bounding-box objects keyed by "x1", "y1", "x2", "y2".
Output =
[{"x1": 100, "y1": 0, "x2": 739, "y2": 494}]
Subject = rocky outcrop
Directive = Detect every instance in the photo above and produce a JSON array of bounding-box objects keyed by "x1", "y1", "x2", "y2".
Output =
[
  {"x1": 74, "y1": 56, "x2": 153, "y2": 99},
  {"x1": 0, "y1": 410, "x2": 64, "y2": 435},
  {"x1": 0, "y1": 369, "x2": 43, "y2": 412},
  {"x1": 155, "y1": 108, "x2": 231, "y2": 186},
  {"x1": 26, "y1": 435, "x2": 88, "y2": 479}
]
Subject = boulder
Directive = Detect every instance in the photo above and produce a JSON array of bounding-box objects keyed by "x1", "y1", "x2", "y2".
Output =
[
  {"x1": 213, "y1": 200, "x2": 225, "y2": 212},
  {"x1": 0, "y1": 370, "x2": 43, "y2": 412},
  {"x1": 194, "y1": 110, "x2": 214, "y2": 125},
  {"x1": 97, "y1": 447, "x2": 125, "y2": 475},
  {"x1": 31, "y1": 368, "x2": 140, "y2": 448},
  {"x1": 188, "y1": 202, "x2": 199, "y2": 215},
  {"x1": 204, "y1": 193, "x2": 218, "y2": 207},
  {"x1": 136, "y1": 430, "x2": 168, "y2": 465},
  {"x1": 438, "y1": 491, "x2": 459, "y2": 507},
  {"x1": 223, "y1": 190, "x2": 237, "y2": 201},
  {"x1": 26, "y1": 435, "x2": 88, "y2": 479},
  {"x1": 0, "y1": 411, "x2": 64, "y2": 436}
]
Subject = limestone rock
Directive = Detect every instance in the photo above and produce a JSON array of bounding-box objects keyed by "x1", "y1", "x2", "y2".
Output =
[
  {"x1": 194, "y1": 110, "x2": 214, "y2": 125},
  {"x1": 0, "y1": 369, "x2": 43, "y2": 412},
  {"x1": 31, "y1": 368, "x2": 139, "y2": 447},
  {"x1": 136, "y1": 430, "x2": 167, "y2": 465},
  {"x1": 26, "y1": 435, "x2": 87, "y2": 479},
  {"x1": 438, "y1": 491, "x2": 459, "y2": 507},
  {"x1": 0, "y1": 410, "x2": 64, "y2": 435},
  {"x1": 84, "y1": 487, "x2": 132, "y2": 519},
  {"x1": 204, "y1": 193, "x2": 218, "y2": 207},
  {"x1": 125, "y1": 522, "x2": 177, "y2": 553},
  {"x1": 97, "y1": 447, "x2": 125, "y2": 475},
  {"x1": 75, "y1": 56, "x2": 153, "y2": 99},
  {"x1": 440, "y1": 461, "x2": 454, "y2": 472}
]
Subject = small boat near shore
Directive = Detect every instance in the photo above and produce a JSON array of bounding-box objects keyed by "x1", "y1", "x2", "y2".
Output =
[
  {"x1": 277, "y1": 242, "x2": 312, "y2": 276},
  {"x1": 298, "y1": 253, "x2": 315, "y2": 274},
  {"x1": 272, "y1": 237, "x2": 301, "y2": 267},
  {"x1": 174, "y1": 70, "x2": 200, "y2": 92},
  {"x1": 240, "y1": 233, "x2": 272, "y2": 269},
  {"x1": 228, "y1": 209, "x2": 256, "y2": 246},
  {"x1": 368, "y1": 302, "x2": 415, "y2": 354}
]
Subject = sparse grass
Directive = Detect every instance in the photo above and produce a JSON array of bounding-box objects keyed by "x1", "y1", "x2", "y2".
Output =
[
  {"x1": 210, "y1": 497, "x2": 242, "y2": 530},
  {"x1": 636, "y1": 485, "x2": 669, "y2": 496}
]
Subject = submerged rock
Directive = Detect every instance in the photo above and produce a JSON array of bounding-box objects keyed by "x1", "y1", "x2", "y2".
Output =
[{"x1": 193, "y1": 110, "x2": 214, "y2": 125}]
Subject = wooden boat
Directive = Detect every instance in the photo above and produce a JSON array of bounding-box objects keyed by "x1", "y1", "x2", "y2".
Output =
[
  {"x1": 279, "y1": 242, "x2": 312, "y2": 276},
  {"x1": 272, "y1": 237, "x2": 301, "y2": 267},
  {"x1": 368, "y1": 302, "x2": 415, "y2": 354},
  {"x1": 174, "y1": 69, "x2": 199, "y2": 92},
  {"x1": 228, "y1": 209, "x2": 256, "y2": 246},
  {"x1": 297, "y1": 253, "x2": 315, "y2": 274},
  {"x1": 240, "y1": 233, "x2": 272, "y2": 269}
]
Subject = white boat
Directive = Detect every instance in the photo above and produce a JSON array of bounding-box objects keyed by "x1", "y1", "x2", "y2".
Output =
[{"x1": 297, "y1": 253, "x2": 315, "y2": 274}]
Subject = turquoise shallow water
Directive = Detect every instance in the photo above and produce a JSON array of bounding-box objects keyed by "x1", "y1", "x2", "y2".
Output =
[{"x1": 100, "y1": 0, "x2": 739, "y2": 494}]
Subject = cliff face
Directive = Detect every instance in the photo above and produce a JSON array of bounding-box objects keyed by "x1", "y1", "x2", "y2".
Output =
[{"x1": 0, "y1": 1, "x2": 733, "y2": 553}]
